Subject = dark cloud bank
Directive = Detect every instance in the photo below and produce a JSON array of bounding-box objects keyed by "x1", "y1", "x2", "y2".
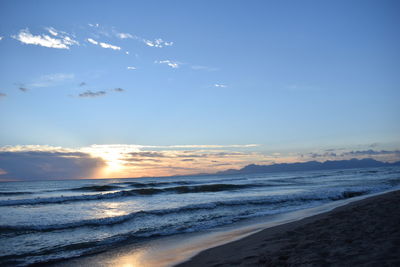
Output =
[{"x1": 0, "y1": 151, "x2": 105, "y2": 181}]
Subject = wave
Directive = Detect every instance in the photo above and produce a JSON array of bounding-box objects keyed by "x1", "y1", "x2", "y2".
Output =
[
  {"x1": 69, "y1": 185, "x2": 122, "y2": 192},
  {"x1": 0, "y1": 191, "x2": 33, "y2": 196},
  {"x1": 0, "y1": 183, "x2": 258, "y2": 207},
  {"x1": 117, "y1": 181, "x2": 190, "y2": 187},
  {"x1": 0, "y1": 188, "x2": 371, "y2": 233}
]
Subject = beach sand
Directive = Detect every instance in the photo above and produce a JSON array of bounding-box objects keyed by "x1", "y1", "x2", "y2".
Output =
[{"x1": 176, "y1": 190, "x2": 400, "y2": 267}]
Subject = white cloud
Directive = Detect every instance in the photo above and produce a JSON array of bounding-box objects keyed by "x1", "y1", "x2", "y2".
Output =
[
  {"x1": 87, "y1": 38, "x2": 121, "y2": 50},
  {"x1": 125, "y1": 51, "x2": 130, "y2": 55},
  {"x1": 155, "y1": 60, "x2": 180, "y2": 68},
  {"x1": 0, "y1": 36, "x2": 3, "y2": 41},
  {"x1": 144, "y1": 38, "x2": 173, "y2": 48},
  {"x1": 63, "y1": 36, "x2": 78, "y2": 46},
  {"x1": 87, "y1": 38, "x2": 98, "y2": 45},
  {"x1": 214, "y1": 84, "x2": 227, "y2": 88},
  {"x1": 127, "y1": 66, "x2": 137, "y2": 70},
  {"x1": 46, "y1": 27, "x2": 58, "y2": 36},
  {"x1": 99, "y1": 42, "x2": 121, "y2": 50},
  {"x1": 12, "y1": 28, "x2": 79, "y2": 49},
  {"x1": 88, "y1": 23, "x2": 100, "y2": 28},
  {"x1": 117, "y1": 32, "x2": 134, "y2": 39}
]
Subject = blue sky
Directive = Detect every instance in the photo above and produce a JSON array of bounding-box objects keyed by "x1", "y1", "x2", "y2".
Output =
[{"x1": 0, "y1": 0, "x2": 399, "y2": 180}]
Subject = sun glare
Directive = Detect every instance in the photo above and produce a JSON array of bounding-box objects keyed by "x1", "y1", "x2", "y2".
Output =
[{"x1": 83, "y1": 145, "x2": 140, "y2": 178}]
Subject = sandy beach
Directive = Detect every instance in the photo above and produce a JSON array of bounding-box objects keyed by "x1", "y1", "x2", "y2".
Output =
[{"x1": 177, "y1": 190, "x2": 400, "y2": 267}]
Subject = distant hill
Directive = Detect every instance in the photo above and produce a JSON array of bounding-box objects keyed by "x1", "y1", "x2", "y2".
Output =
[{"x1": 217, "y1": 158, "x2": 400, "y2": 175}]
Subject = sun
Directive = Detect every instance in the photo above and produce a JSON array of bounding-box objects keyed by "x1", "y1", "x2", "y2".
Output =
[{"x1": 82, "y1": 144, "x2": 141, "y2": 178}]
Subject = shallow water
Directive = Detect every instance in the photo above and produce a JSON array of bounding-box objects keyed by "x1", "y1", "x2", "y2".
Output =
[{"x1": 0, "y1": 166, "x2": 399, "y2": 266}]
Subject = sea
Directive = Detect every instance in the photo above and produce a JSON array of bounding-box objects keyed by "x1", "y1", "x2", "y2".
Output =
[{"x1": 1, "y1": 166, "x2": 399, "y2": 266}]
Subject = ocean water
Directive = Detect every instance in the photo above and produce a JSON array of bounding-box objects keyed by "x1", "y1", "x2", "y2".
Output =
[{"x1": 0, "y1": 166, "x2": 399, "y2": 266}]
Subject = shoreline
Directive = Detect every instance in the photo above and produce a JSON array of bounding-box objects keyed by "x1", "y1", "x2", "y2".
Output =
[
  {"x1": 47, "y1": 189, "x2": 400, "y2": 267},
  {"x1": 176, "y1": 189, "x2": 400, "y2": 266}
]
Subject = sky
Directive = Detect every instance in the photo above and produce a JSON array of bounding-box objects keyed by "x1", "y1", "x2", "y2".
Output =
[{"x1": 0, "y1": 0, "x2": 399, "y2": 181}]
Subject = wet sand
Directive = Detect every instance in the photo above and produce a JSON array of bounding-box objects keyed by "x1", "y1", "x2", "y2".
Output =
[{"x1": 176, "y1": 190, "x2": 400, "y2": 266}]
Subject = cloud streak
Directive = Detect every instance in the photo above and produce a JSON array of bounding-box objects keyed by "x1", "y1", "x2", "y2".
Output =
[
  {"x1": 144, "y1": 38, "x2": 173, "y2": 48},
  {"x1": 114, "y1": 31, "x2": 173, "y2": 47},
  {"x1": 87, "y1": 38, "x2": 98, "y2": 45},
  {"x1": 342, "y1": 149, "x2": 400, "y2": 156},
  {"x1": 12, "y1": 28, "x2": 79, "y2": 49},
  {"x1": 116, "y1": 32, "x2": 134, "y2": 39},
  {"x1": 99, "y1": 42, "x2": 121, "y2": 50},
  {"x1": 87, "y1": 38, "x2": 121, "y2": 50},
  {"x1": 155, "y1": 60, "x2": 180, "y2": 68},
  {"x1": 78, "y1": 90, "x2": 107, "y2": 98}
]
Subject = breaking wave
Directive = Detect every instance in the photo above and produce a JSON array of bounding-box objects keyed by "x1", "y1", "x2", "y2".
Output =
[
  {"x1": 0, "y1": 188, "x2": 371, "y2": 233},
  {"x1": 0, "y1": 183, "x2": 260, "y2": 206}
]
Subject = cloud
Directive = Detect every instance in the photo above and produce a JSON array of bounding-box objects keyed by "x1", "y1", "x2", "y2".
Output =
[
  {"x1": 211, "y1": 162, "x2": 232, "y2": 166},
  {"x1": 123, "y1": 151, "x2": 166, "y2": 163},
  {"x1": 342, "y1": 149, "x2": 400, "y2": 157},
  {"x1": 308, "y1": 152, "x2": 337, "y2": 158},
  {"x1": 214, "y1": 84, "x2": 227, "y2": 88},
  {"x1": 79, "y1": 90, "x2": 107, "y2": 98},
  {"x1": 19, "y1": 87, "x2": 28, "y2": 92},
  {"x1": 88, "y1": 23, "x2": 100, "y2": 28},
  {"x1": 0, "y1": 93, "x2": 6, "y2": 98},
  {"x1": 87, "y1": 38, "x2": 121, "y2": 50},
  {"x1": 141, "y1": 144, "x2": 259, "y2": 149},
  {"x1": 0, "y1": 36, "x2": 3, "y2": 41},
  {"x1": 79, "y1": 82, "x2": 86, "y2": 87},
  {"x1": 124, "y1": 158, "x2": 162, "y2": 163},
  {"x1": 112, "y1": 88, "x2": 124, "y2": 92},
  {"x1": 155, "y1": 60, "x2": 180, "y2": 68},
  {"x1": 301, "y1": 148, "x2": 400, "y2": 163},
  {"x1": 99, "y1": 42, "x2": 121, "y2": 50},
  {"x1": 369, "y1": 143, "x2": 379, "y2": 148},
  {"x1": 117, "y1": 32, "x2": 134, "y2": 39},
  {"x1": 114, "y1": 30, "x2": 173, "y2": 48},
  {"x1": 46, "y1": 27, "x2": 58, "y2": 36},
  {"x1": 144, "y1": 38, "x2": 173, "y2": 48},
  {"x1": 12, "y1": 28, "x2": 79, "y2": 49},
  {"x1": 0, "y1": 151, "x2": 105, "y2": 180},
  {"x1": 128, "y1": 152, "x2": 166, "y2": 158},
  {"x1": 176, "y1": 151, "x2": 245, "y2": 158},
  {"x1": 0, "y1": 144, "x2": 266, "y2": 179},
  {"x1": 127, "y1": 66, "x2": 137, "y2": 70},
  {"x1": 87, "y1": 38, "x2": 98, "y2": 45},
  {"x1": 176, "y1": 153, "x2": 208, "y2": 158}
]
